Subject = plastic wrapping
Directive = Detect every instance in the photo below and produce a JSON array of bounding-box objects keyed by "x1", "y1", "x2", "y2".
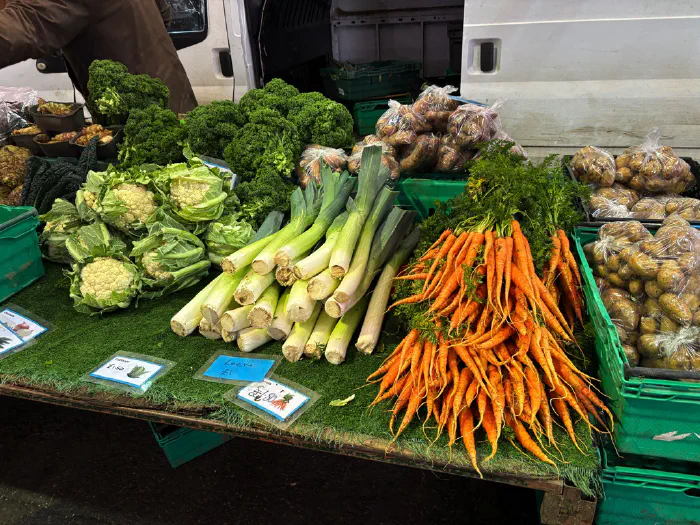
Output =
[
  {"x1": 412, "y1": 85, "x2": 460, "y2": 132},
  {"x1": 616, "y1": 129, "x2": 695, "y2": 194},
  {"x1": 0, "y1": 304, "x2": 53, "y2": 361},
  {"x1": 348, "y1": 139, "x2": 399, "y2": 180},
  {"x1": 630, "y1": 197, "x2": 670, "y2": 220},
  {"x1": 436, "y1": 134, "x2": 476, "y2": 172},
  {"x1": 589, "y1": 184, "x2": 640, "y2": 218},
  {"x1": 571, "y1": 146, "x2": 616, "y2": 187},
  {"x1": 0, "y1": 87, "x2": 39, "y2": 144},
  {"x1": 82, "y1": 352, "x2": 175, "y2": 393},
  {"x1": 664, "y1": 197, "x2": 700, "y2": 221},
  {"x1": 375, "y1": 100, "x2": 431, "y2": 146},
  {"x1": 447, "y1": 100, "x2": 503, "y2": 147},
  {"x1": 295, "y1": 145, "x2": 348, "y2": 188},
  {"x1": 397, "y1": 133, "x2": 439, "y2": 173},
  {"x1": 194, "y1": 350, "x2": 281, "y2": 386}
]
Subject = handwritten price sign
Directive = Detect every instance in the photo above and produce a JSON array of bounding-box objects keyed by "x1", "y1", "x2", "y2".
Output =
[{"x1": 202, "y1": 355, "x2": 275, "y2": 383}]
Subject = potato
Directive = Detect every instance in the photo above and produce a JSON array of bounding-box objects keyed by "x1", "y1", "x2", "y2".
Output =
[
  {"x1": 622, "y1": 344, "x2": 640, "y2": 367},
  {"x1": 639, "y1": 240, "x2": 664, "y2": 257},
  {"x1": 639, "y1": 316, "x2": 659, "y2": 335},
  {"x1": 602, "y1": 288, "x2": 642, "y2": 332},
  {"x1": 637, "y1": 334, "x2": 662, "y2": 358},
  {"x1": 618, "y1": 263, "x2": 635, "y2": 281},
  {"x1": 678, "y1": 252, "x2": 699, "y2": 273},
  {"x1": 659, "y1": 315, "x2": 680, "y2": 333},
  {"x1": 694, "y1": 310, "x2": 700, "y2": 327},
  {"x1": 597, "y1": 265, "x2": 610, "y2": 279},
  {"x1": 627, "y1": 331, "x2": 639, "y2": 346},
  {"x1": 615, "y1": 325, "x2": 629, "y2": 343},
  {"x1": 571, "y1": 146, "x2": 615, "y2": 186},
  {"x1": 657, "y1": 264, "x2": 685, "y2": 293},
  {"x1": 685, "y1": 276, "x2": 700, "y2": 296},
  {"x1": 645, "y1": 280, "x2": 663, "y2": 299},
  {"x1": 605, "y1": 254, "x2": 621, "y2": 272},
  {"x1": 608, "y1": 272, "x2": 628, "y2": 288},
  {"x1": 680, "y1": 293, "x2": 700, "y2": 313},
  {"x1": 628, "y1": 251, "x2": 659, "y2": 279},
  {"x1": 644, "y1": 298, "x2": 662, "y2": 318},
  {"x1": 628, "y1": 279, "x2": 645, "y2": 298},
  {"x1": 658, "y1": 293, "x2": 692, "y2": 326},
  {"x1": 619, "y1": 246, "x2": 635, "y2": 262},
  {"x1": 615, "y1": 167, "x2": 632, "y2": 183},
  {"x1": 615, "y1": 154, "x2": 631, "y2": 169},
  {"x1": 595, "y1": 277, "x2": 610, "y2": 292}
]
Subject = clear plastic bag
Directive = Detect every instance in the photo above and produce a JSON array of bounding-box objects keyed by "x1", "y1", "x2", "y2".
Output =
[
  {"x1": 447, "y1": 100, "x2": 503, "y2": 147},
  {"x1": 412, "y1": 85, "x2": 460, "y2": 132},
  {"x1": 351, "y1": 134, "x2": 397, "y2": 158},
  {"x1": 295, "y1": 145, "x2": 348, "y2": 188},
  {"x1": 589, "y1": 184, "x2": 640, "y2": 218},
  {"x1": 616, "y1": 128, "x2": 695, "y2": 194},
  {"x1": 0, "y1": 86, "x2": 39, "y2": 144},
  {"x1": 347, "y1": 141, "x2": 399, "y2": 180},
  {"x1": 664, "y1": 197, "x2": 700, "y2": 221},
  {"x1": 435, "y1": 134, "x2": 476, "y2": 172},
  {"x1": 630, "y1": 196, "x2": 671, "y2": 220},
  {"x1": 397, "y1": 133, "x2": 439, "y2": 173},
  {"x1": 570, "y1": 146, "x2": 616, "y2": 187},
  {"x1": 638, "y1": 327, "x2": 699, "y2": 371},
  {"x1": 375, "y1": 100, "x2": 431, "y2": 146}
]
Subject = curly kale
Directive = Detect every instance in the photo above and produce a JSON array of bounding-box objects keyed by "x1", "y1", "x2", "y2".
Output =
[
  {"x1": 223, "y1": 108, "x2": 302, "y2": 181},
  {"x1": 232, "y1": 166, "x2": 295, "y2": 229},
  {"x1": 118, "y1": 105, "x2": 185, "y2": 167},
  {"x1": 238, "y1": 78, "x2": 299, "y2": 118},
  {"x1": 288, "y1": 96, "x2": 354, "y2": 148},
  {"x1": 184, "y1": 100, "x2": 246, "y2": 159},
  {"x1": 263, "y1": 78, "x2": 299, "y2": 99},
  {"x1": 87, "y1": 60, "x2": 169, "y2": 125}
]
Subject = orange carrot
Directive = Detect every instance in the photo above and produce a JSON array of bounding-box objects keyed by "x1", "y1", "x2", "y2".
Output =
[
  {"x1": 453, "y1": 345, "x2": 487, "y2": 390},
  {"x1": 474, "y1": 326, "x2": 516, "y2": 351},
  {"x1": 393, "y1": 378, "x2": 426, "y2": 440},
  {"x1": 410, "y1": 339, "x2": 425, "y2": 382},
  {"x1": 442, "y1": 231, "x2": 469, "y2": 278},
  {"x1": 510, "y1": 264, "x2": 536, "y2": 302},
  {"x1": 376, "y1": 358, "x2": 402, "y2": 399},
  {"x1": 437, "y1": 384, "x2": 456, "y2": 440},
  {"x1": 429, "y1": 271, "x2": 462, "y2": 312},
  {"x1": 558, "y1": 230, "x2": 582, "y2": 288},
  {"x1": 371, "y1": 373, "x2": 409, "y2": 406},
  {"x1": 447, "y1": 347, "x2": 460, "y2": 387},
  {"x1": 394, "y1": 273, "x2": 428, "y2": 281},
  {"x1": 423, "y1": 233, "x2": 456, "y2": 294},
  {"x1": 453, "y1": 367, "x2": 472, "y2": 417},
  {"x1": 524, "y1": 365, "x2": 541, "y2": 425},
  {"x1": 505, "y1": 413, "x2": 557, "y2": 467},
  {"x1": 390, "y1": 378, "x2": 414, "y2": 433},
  {"x1": 543, "y1": 235, "x2": 561, "y2": 288},
  {"x1": 438, "y1": 293, "x2": 461, "y2": 317},
  {"x1": 511, "y1": 365, "x2": 526, "y2": 416},
  {"x1": 557, "y1": 257, "x2": 583, "y2": 325},
  {"x1": 503, "y1": 236, "x2": 514, "y2": 309},
  {"x1": 504, "y1": 376, "x2": 515, "y2": 414},
  {"x1": 494, "y1": 237, "x2": 507, "y2": 314},
  {"x1": 459, "y1": 407, "x2": 482, "y2": 477},
  {"x1": 483, "y1": 230, "x2": 495, "y2": 306},
  {"x1": 488, "y1": 366, "x2": 505, "y2": 438},
  {"x1": 556, "y1": 362, "x2": 614, "y2": 431},
  {"x1": 425, "y1": 229, "x2": 452, "y2": 255},
  {"x1": 463, "y1": 232, "x2": 485, "y2": 268},
  {"x1": 366, "y1": 353, "x2": 398, "y2": 383},
  {"x1": 464, "y1": 377, "x2": 479, "y2": 406},
  {"x1": 482, "y1": 402, "x2": 499, "y2": 461},
  {"x1": 551, "y1": 396, "x2": 585, "y2": 454},
  {"x1": 388, "y1": 293, "x2": 424, "y2": 310}
]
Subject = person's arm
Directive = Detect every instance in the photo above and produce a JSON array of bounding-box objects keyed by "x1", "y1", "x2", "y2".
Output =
[
  {"x1": 155, "y1": 0, "x2": 172, "y2": 28},
  {"x1": 0, "y1": 0, "x2": 90, "y2": 69}
]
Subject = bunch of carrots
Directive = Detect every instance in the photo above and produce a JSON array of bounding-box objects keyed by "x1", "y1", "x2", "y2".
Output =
[{"x1": 366, "y1": 220, "x2": 611, "y2": 475}]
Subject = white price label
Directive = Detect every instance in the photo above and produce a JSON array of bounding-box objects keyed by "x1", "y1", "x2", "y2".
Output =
[
  {"x1": 0, "y1": 307, "x2": 48, "y2": 355},
  {"x1": 237, "y1": 378, "x2": 309, "y2": 421},
  {"x1": 90, "y1": 356, "x2": 163, "y2": 388}
]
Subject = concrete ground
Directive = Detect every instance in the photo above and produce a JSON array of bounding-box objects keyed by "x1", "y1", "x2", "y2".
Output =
[{"x1": 0, "y1": 396, "x2": 539, "y2": 524}]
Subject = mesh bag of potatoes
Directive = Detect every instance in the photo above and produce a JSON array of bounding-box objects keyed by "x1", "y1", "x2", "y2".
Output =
[
  {"x1": 615, "y1": 128, "x2": 695, "y2": 194},
  {"x1": 375, "y1": 100, "x2": 431, "y2": 146},
  {"x1": 295, "y1": 145, "x2": 348, "y2": 188},
  {"x1": 347, "y1": 136, "x2": 399, "y2": 180},
  {"x1": 447, "y1": 100, "x2": 503, "y2": 147},
  {"x1": 571, "y1": 146, "x2": 616, "y2": 187},
  {"x1": 412, "y1": 85, "x2": 460, "y2": 133},
  {"x1": 589, "y1": 184, "x2": 640, "y2": 218}
]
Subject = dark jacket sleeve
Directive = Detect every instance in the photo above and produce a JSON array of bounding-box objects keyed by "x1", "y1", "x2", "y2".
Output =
[
  {"x1": 156, "y1": 0, "x2": 172, "y2": 28},
  {"x1": 0, "y1": 0, "x2": 90, "y2": 69}
]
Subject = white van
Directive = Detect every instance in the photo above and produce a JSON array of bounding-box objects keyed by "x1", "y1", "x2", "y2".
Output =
[{"x1": 3, "y1": 0, "x2": 699, "y2": 156}]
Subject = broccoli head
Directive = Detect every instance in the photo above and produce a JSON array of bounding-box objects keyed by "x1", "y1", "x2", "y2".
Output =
[
  {"x1": 118, "y1": 105, "x2": 185, "y2": 167},
  {"x1": 87, "y1": 59, "x2": 169, "y2": 124},
  {"x1": 223, "y1": 108, "x2": 302, "y2": 182},
  {"x1": 232, "y1": 166, "x2": 295, "y2": 229},
  {"x1": 184, "y1": 100, "x2": 246, "y2": 159},
  {"x1": 288, "y1": 94, "x2": 354, "y2": 148}
]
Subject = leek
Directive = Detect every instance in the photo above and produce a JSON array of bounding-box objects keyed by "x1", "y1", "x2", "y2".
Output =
[
  {"x1": 221, "y1": 328, "x2": 237, "y2": 343},
  {"x1": 252, "y1": 184, "x2": 322, "y2": 275},
  {"x1": 329, "y1": 145, "x2": 390, "y2": 278},
  {"x1": 356, "y1": 226, "x2": 421, "y2": 354},
  {"x1": 234, "y1": 269, "x2": 276, "y2": 305},
  {"x1": 171, "y1": 273, "x2": 226, "y2": 336},
  {"x1": 221, "y1": 211, "x2": 284, "y2": 273},
  {"x1": 199, "y1": 317, "x2": 222, "y2": 340},
  {"x1": 248, "y1": 282, "x2": 281, "y2": 328},
  {"x1": 282, "y1": 302, "x2": 322, "y2": 362},
  {"x1": 293, "y1": 212, "x2": 348, "y2": 280},
  {"x1": 220, "y1": 304, "x2": 254, "y2": 332},
  {"x1": 286, "y1": 278, "x2": 316, "y2": 323},
  {"x1": 275, "y1": 249, "x2": 310, "y2": 286},
  {"x1": 274, "y1": 168, "x2": 355, "y2": 267},
  {"x1": 325, "y1": 208, "x2": 415, "y2": 318},
  {"x1": 304, "y1": 311, "x2": 339, "y2": 360},
  {"x1": 201, "y1": 268, "x2": 247, "y2": 325},
  {"x1": 333, "y1": 187, "x2": 397, "y2": 303},
  {"x1": 307, "y1": 269, "x2": 340, "y2": 301},
  {"x1": 325, "y1": 296, "x2": 369, "y2": 365},
  {"x1": 267, "y1": 288, "x2": 293, "y2": 340},
  {"x1": 237, "y1": 327, "x2": 273, "y2": 352}
]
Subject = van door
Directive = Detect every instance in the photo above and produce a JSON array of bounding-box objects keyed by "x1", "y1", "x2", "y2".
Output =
[{"x1": 0, "y1": 0, "x2": 252, "y2": 104}]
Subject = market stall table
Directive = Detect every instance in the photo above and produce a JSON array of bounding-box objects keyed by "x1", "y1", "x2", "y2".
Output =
[{"x1": 0, "y1": 264, "x2": 599, "y2": 525}]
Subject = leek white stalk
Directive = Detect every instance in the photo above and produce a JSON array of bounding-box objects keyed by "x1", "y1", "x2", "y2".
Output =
[
  {"x1": 325, "y1": 208, "x2": 415, "y2": 318},
  {"x1": 220, "y1": 304, "x2": 254, "y2": 332},
  {"x1": 307, "y1": 269, "x2": 340, "y2": 301},
  {"x1": 237, "y1": 327, "x2": 273, "y2": 352},
  {"x1": 304, "y1": 311, "x2": 339, "y2": 360},
  {"x1": 286, "y1": 278, "x2": 316, "y2": 323},
  {"x1": 275, "y1": 249, "x2": 310, "y2": 286},
  {"x1": 221, "y1": 328, "x2": 237, "y2": 343},
  {"x1": 333, "y1": 187, "x2": 397, "y2": 303},
  {"x1": 330, "y1": 145, "x2": 390, "y2": 278},
  {"x1": 274, "y1": 169, "x2": 355, "y2": 267},
  {"x1": 325, "y1": 296, "x2": 369, "y2": 365},
  {"x1": 234, "y1": 269, "x2": 276, "y2": 305},
  {"x1": 356, "y1": 226, "x2": 421, "y2": 354},
  {"x1": 201, "y1": 268, "x2": 247, "y2": 325},
  {"x1": 220, "y1": 211, "x2": 284, "y2": 273},
  {"x1": 199, "y1": 317, "x2": 222, "y2": 340},
  {"x1": 293, "y1": 212, "x2": 348, "y2": 280},
  {"x1": 282, "y1": 302, "x2": 322, "y2": 362},
  {"x1": 248, "y1": 282, "x2": 281, "y2": 328},
  {"x1": 253, "y1": 184, "x2": 322, "y2": 275},
  {"x1": 267, "y1": 288, "x2": 293, "y2": 340},
  {"x1": 171, "y1": 273, "x2": 226, "y2": 336}
]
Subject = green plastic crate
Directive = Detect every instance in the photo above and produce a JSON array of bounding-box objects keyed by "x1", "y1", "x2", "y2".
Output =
[
  {"x1": 320, "y1": 61, "x2": 421, "y2": 101},
  {"x1": 596, "y1": 447, "x2": 700, "y2": 525},
  {"x1": 0, "y1": 206, "x2": 44, "y2": 303},
  {"x1": 573, "y1": 227, "x2": 700, "y2": 463},
  {"x1": 395, "y1": 178, "x2": 467, "y2": 220},
  {"x1": 352, "y1": 94, "x2": 412, "y2": 136},
  {"x1": 149, "y1": 423, "x2": 232, "y2": 468}
]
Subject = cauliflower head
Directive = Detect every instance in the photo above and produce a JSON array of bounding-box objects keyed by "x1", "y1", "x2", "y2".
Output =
[
  {"x1": 170, "y1": 179, "x2": 211, "y2": 208},
  {"x1": 107, "y1": 183, "x2": 157, "y2": 229},
  {"x1": 69, "y1": 255, "x2": 142, "y2": 314},
  {"x1": 141, "y1": 250, "x2": 171, "y2": 281},
  {"x1": 162, "y1": 164, "x2": 227, "y2": 226}
]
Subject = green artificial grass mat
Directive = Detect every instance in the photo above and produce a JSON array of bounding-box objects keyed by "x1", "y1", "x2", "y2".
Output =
[{"x1": 0, "y1": 264, "x2": 600, "y2": 496}]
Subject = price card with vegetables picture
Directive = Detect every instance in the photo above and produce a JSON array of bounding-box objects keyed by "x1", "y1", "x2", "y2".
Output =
[
  {"x1": 0, "y1": 305, "x2": 51, "y2": 360},
  {"x1": 82, "y1": 352, "x2": 175, "y2": 393}
]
